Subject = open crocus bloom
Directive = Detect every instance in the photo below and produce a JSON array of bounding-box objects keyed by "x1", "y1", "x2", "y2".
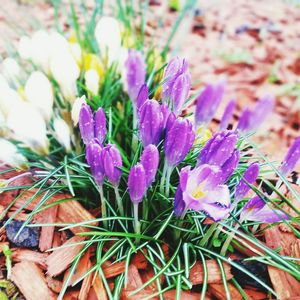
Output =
[
  {"x1": 175, "y1": 164, "x2": 231, "y2": 221},
  {"x1": 240, "y1": 195, "x2": 288, "y2": 223}
]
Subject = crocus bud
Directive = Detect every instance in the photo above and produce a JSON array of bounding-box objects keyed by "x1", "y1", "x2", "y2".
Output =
[
  {"x1": 18, "y1": 36, "x2": 32, "y2": 60},
  {"x1": 280, "y1": 137, "x2": 300, "y2": 176},
  {"x1": 128, "y1": 163, "x2": 147, "y2": 203},
  {"x1": 2, "y1": 58, "x2": 20, "y2": 82},
  {"x1": 237, "y1": 108, "x2": 251, "y2": 132},
  {"x1": 86, "y1": 140, "x2": 104, "y2": 186},
  {"x1": 6, "y1": 102, "x2": 49, "y2": 155},
  {"x1": 95, "y1": 17, "x2": 122, "y2": 64},
  {"x1": 136, "y1": 84, "x2": 149, "y2": 114},
  {"x1": 170, "y1": 72, "x2": 191, "y2": 116},
  {"x1": 219, "y1": 149, "x2": 240, "y2": 183},
  {"x1": 102, "y1": 144, "x2": 122, "y2": 186},
  {"x1": 24, "y1": 71, "x2": 54, "y2": 122},
  {"x1": 139, "y1": 100, "x2": 164, "y2": 147},
  {"x1": 125, "y1": 50, "x2": 146, "y2": 102},
  {"x1": 235, "y1": 162, "x2": 260, "y2": 201},
  {"x1": 71, "y1": 96, "x2": 86, "y2": 126},
  {"x1": 0, "y1": 138, "x2": 28, "y2": 170},
  {"x1": 220, "y1": 99, "x2": 236, "y2": 130},
  {"x1": 162, "y1": 56, "x2": 188, "y2": 100},
  {"x1": 140, "y1": 144, "x2": 159, "y2": 187},
  {"x1": 160, "y1": 104, "x2": 171, "y2": 129},
  {"x1": 164, "y1": 118, "x2": 195, "y2": 167},
  {"x1": 197, "y1": 131, "x2": 238, "y2": 168},
  {"x1": 85, "y1": 69, "x2": 99, "y2": 96},
  {"x1": 195, "y1": 80, "x2": 225, "y2": 128},
  {"x1": 0, "y1": 87, "x2": 23, "y2": 117},
  {"x1": 53, "y1": 117, "x2": 71, "y2": 152},
  {"x1": 79, "y1": 103, "x2": 94, "y2": 145},
  {"x1": 94, "y1": 107, "x2": 107, "y2": 144}
]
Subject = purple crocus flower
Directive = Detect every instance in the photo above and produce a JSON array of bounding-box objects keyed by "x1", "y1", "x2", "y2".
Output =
[
  {"x1": 102, "y1": 144, "x2": 122, "y2": 186},
  {"x1": 197, "y1": 131, "x2": 238, "y2": 168},
  {"x1": 219, "y1": 149, "x2": 240, "y2": 183},
  {"x1": 125, "y1": 50, "x2": 146, "y2": 102},
  {"x1": 238, "y1": 95, "x2": 274, "y2": 133},
  {"x1": 160, "y1": 104, "x2": 172, "y2": 129},
  {"x1": 280, "y1": 137, "x2": 300, "y2": 176},
  {"x1": 94, "y1": 107, "x2": 107, "y2": 144},
  {"x1": 85, "y1": 139, "x2": 104, "y2": 186},
  {"x1": 220, "y1": 99, "x2": 236, "y2": 130},
  {"x1": 164, "y1": 118, "x2": 195, "y2": 168},
  {"x1": 170, "y1": 72, "x2": 191, "y2": 116},
  {"x1": 195, "y1": 80, "x2": 225, "y2": 128},
  {"x1": 139, "y1": 100, "x2": 164, "y2": 147},
  {"x1": 128, "y1": 163, "x2": 147, "y2": 203},
  {"x1": 140, "y1": 144, "x2": 159, "y2": 187},
  {"x1": 174, "y1": 164, "x2": 231, "y2": 221},
  {"x1": 136, "y1": 84, "x2": 149, "y2": 114},
  {"x1": 235, "y1": 162, "x2": 260, "y2": 201},
  {"x1": 240, "y1": 195, "x2": 288, "y2": 223},
  {"x1": 79, "y1": 103, "x2": 95, "y2": 145},
  {"x1": 162, "y1": 57, "x2": 188, "y2": 101}
]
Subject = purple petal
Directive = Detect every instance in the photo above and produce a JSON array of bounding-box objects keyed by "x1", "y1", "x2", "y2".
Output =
[
  {"x1": 79, "y1": 103, "x2": 94, "y2": 145},
  {"x1": 94, "y1": 107, "x2": 107, "y2": 144},
  {"x1": 139, "y1": 100, "x2": 164, "y2": 147},
  {"x1": 128, "y1": 163, "x2": 147, "y2": 203},
  {"x1": 220, "y1": 99, "x2": 236, "y2": 130},
  {"x1": 125, "y1": 50, "x2": 146, "y2": 102},
  {"x1": 174, "y1": 185, "x2": 185, "y2": 216},
  {"x1": 280, "y1": 136, "x2": 300, "y2": 176},
  {"x1": 102, "y1": 144, "x2": 122, "y2": 186},
  {"x1": 140, "y1": 144, "x2": 159, "y2": 187},
  {"x1": 136, "y1": 84, "x2": 149, "y2": 114},
  {"x1": 219, "y1": 149, "x2": 240, "y2": 183},
  {"x1": 237, "y1": 108, "x2": 252, "y2": 132},
  {"x1": 86, "y1": 140, "x2": 104, "y2": 186},
  {"x1": 235, "y1": 162, "x2": 260, "y2": 201},
  {"x1": 160, "y1": 104, "x2": 172, "y2": 129},
  {"x1": 179, "y1": 166, "x2": 191, "y2": 191}
]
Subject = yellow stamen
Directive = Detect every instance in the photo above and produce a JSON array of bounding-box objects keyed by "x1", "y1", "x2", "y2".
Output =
[{"x1": 191, "y1": 185, "x2": 206, "y2": 199}]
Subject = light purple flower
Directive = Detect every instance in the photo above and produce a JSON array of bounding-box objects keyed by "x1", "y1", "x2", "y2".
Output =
[
  {"x1": 237, "y1": 108, "x2": 252, "y2": 132},
  {"x1": 85, "y1": 139, "x2": 104, "y2": 186},
  {"x1": 220, "y1": 99, "x2": 236, "y2": 130},
  {"x1": 160, "y1": 104, "x2": 172, "y2": 129},
  {"x1": 280, "y1": 137, "x2": 300, "y2": 176},
  {"x1": 235, "y1": 162, "x2": 260, "y2": 201},
  {"x1": 140, "y1": 144, "x2": 159, "y2": 187},
  {"x1": 102, "y1": 144, "x2": 122, "y2": 186},
  {"x1": 164, "y1": 118, "x2": 195, "y2": 167},
  {"x1": 219, "y1": 149, "x2": 240, "y2": 183},
  {"x1": 195, "y1": 80, "x2": 225, "y2": 127},
  {"x1": 94, "y1": 107, "x2": 107, "y2": 144},
  {"x1": 197, "y1": 131, "x2": 238, "y2": 168},
  {"x1": 162, "y1": 57, "x2": 188, "y2": 101},
  {"x1": 175, "y1": 164, "x2": 231, "y2": 221},
  {"x1": 139, "y1": 100, "x2": 164, "y2": 147},
  {"x1": 128, "y1": 163, "x2": 147, "y2": 204},
  {"x1": 240, "y1": 195, "x2": 288, "y2": 223},
  {"x1": 170, "y1": 72, "x2": 191, "y2": 116},
  {"x1": 125, "y1": 50, "x2": 146, "y2": 102},
  {"x1": 136, "y1": 83, "x2": 149, "y2": 114},
  {"x1": 79, "y1": 103, "x2": 95, "y2": 145}
]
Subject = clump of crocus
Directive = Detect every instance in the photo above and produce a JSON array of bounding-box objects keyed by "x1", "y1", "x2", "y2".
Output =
[
  {"x1": 240, "y1": 195, "x2": 288, "y2": 223},
  {"x1": 174, "y1": 164, "x2": 231, "y2": 220},
  {"x1": 162, "y1": 118, "x2": 195, "y2": 195},
  {"x1": 220, "y1": 99, "x2": 236, "y2": 130},
  {"x1": 102, "y1": 144, "x2": 123, "y2": 214},
  {"x1": 237, "y1": 95, "x2": 274, "y2": 133},
  {"x1": 195, "y1": 79, "x2": 225, "y2": 129},
  {"x1": 280, "y1": 136, "x2": 300, "y2": 176},
  {"x1": 139, "y1": 100, "x2": 164, "y2": 147}
]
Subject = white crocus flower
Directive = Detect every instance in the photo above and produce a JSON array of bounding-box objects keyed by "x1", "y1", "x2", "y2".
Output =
[
  {"x1": 71, "y1": 95, "x2": 86, "y2": 126},
  {"x1": 2, "y1": 58, "x2": 21, "y2": 82},
  {"x1": 0, "y1": 86, "x2": 23, "y2": 117},
  {"x1": 31, "y1": 30, "x2": 51, "y2": 72},
  {"x1": 18, "y1": 36, "x2": 33, "y2": 60},
  {"x1": 6, "y1": 102, "x2": 49, "y2": 155},
  {"x1": 53, "y1": 117, "x2": 71, "y2": 152},
  {"x1": 24, "y1": 71, "x2": 54, "y2": 122},
  {"x1": 85, "y1": 69, "x2": 99, "y2": 96},
  {"x1": 69, "y1": 42, "x2": 82, "y2": 66},
  {"x1": 0, "y1": 139, "x2": 28, "y2": 169},
  {"x1": 95, "y1": 16, "x2": 122, "y2": 64}
]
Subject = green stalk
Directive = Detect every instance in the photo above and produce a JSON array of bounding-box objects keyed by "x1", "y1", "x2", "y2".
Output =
[
  {"x1": 133, "y1": 203, "x2": 141, "y2": 244},
  {"x1": 220, "y1": 223, "x2": 240, "y2": 255},
  {"x1": 99, "y1": 186, "x2": 107, "y2": 228},
  {"x1": 113, "y1": 185, "x2": 124, "y2": 216},
  {"x1": 160, "y1": 161, "x2": 168, "y2": 194},
  {"x1": 199, "y1": 223, "x2": 218, "y2": 247},
  {"x1": 165, "y1": 166, "x2": 173, "y2": 197}
]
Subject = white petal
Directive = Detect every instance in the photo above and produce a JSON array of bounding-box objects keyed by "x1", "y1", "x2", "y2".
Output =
[
  {"x1": 71, "y1": 95, "x2": 86, "y2": 126},
  {"x1": 85, "y1": 69, "x2": 99, "y2": 95},
  {"x1": 53, "y1": 118, "x2": 71, "y2": 152},
  {"x1": 18, "y1": 36, "x2": 33, "y2": 60},
  {"x1": 2, "y1": 58, "x2": 20, "y2": 82},
  {"x1": 0, "y1": 87, "x2": 23, "y2": 117}
]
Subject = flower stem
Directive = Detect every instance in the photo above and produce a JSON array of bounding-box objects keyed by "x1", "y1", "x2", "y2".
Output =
[
  {"x1": 165, "y1": 167, "x2": 173, "y2": 197},
  {"x1": 99, "y1": 186, "x2": 107, "y2": 228},
  {"x1": 160, "y1": 161, "x2": 168, "y2": 194},
  {"x1": 220, "y1": 223, "x2": 240, "y2": 255},
  {"x1": 113, "y1": 186, "x2": 124, "y2": 216},
  {"x1": 199, "y1": 222, "x2": 218, "y2": 247},
  {"x1": 133, "y1": 203, "x2": 141, "y2": 244}
]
